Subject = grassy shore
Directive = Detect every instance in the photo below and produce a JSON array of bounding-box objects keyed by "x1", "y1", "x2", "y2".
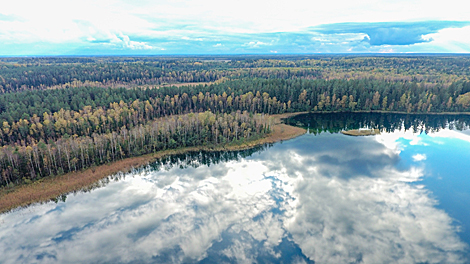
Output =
[{"x1": 0, "y1": 113, "x2": 306, "y2": 214}]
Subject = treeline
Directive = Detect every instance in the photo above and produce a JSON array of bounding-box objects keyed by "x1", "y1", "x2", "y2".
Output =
[
  {"x1": 210, "y1": 78, "x2": 470, "y2": 113},
  {"x1": 3, "y1": 55, "x2": 470, "y2": 73},
  {"x1": 0, "y1": 63, "x2": 223, "y2": 92},
  {"x1": 2, "y1": 78, "x2": 470, "y2": 124},
  {"x1": 1, "y1": 56, "x2": 469, "y2": 93},
  {"x1": 0, "y1": 89, "x2": 282, "y2": 146},
  {"x1": 0, "y1": 111, "x2": 272, "y2": 186},
  {"x1": 0, "y1": 63, "x2": 322, "y2": 93},
  {"x1": 151, "y1": 143, "x2": 272, "y2": 172},
  {"x1": 2, "y1": 78, "x2": 470, "y2": 146}
]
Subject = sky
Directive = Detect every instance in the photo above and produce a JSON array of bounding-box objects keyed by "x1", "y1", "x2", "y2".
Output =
[{"x1": 1, "y1": 0, "x2": 470, "y2": 55}]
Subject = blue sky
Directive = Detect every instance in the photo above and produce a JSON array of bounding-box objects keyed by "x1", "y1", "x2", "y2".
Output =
[{"x1": 1, "y1": 0, "x2": 469, "y2": 55}]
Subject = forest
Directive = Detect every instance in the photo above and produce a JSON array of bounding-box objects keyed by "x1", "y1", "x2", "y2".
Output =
[{"x1": 1, "y1": 55, "x2": 470, "y2": 187}]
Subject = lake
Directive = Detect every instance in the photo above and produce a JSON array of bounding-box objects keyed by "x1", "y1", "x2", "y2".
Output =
[{"x1": 1, "y1": 113, "x2": 470, "y2": 264}]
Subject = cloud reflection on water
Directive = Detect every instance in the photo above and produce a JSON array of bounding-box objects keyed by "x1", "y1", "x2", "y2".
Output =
[{"x1": 0, "y1": 131, "x2": 468, "y2": 263}]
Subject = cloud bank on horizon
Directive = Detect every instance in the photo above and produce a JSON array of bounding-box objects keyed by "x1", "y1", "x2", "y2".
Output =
[{"x1": 1, "y1": 0, "x2": 470, "y2": 55}]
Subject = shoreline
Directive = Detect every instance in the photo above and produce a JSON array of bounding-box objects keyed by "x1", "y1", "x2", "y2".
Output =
[
  {"x1": 0, "y1": 112, "x2": 306, "y2": 214},
  {"x1": 309, "y1": 110, "x2": 470, "y2": 116},
  {"x1": 3, "y1": 109, "x2": 468, "y2": 214}
]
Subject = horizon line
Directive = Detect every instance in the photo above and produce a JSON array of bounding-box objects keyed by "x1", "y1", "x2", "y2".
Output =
[{"x1": 1, "y1": 53, "x2": 470, "y2": 58}]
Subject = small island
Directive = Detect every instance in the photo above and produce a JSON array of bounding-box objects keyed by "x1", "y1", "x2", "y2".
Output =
[{"x1": 341, "y1": 128, "x2": 381, "y2": 136}]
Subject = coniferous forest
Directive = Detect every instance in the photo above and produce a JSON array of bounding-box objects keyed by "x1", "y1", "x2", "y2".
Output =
[{"x1": 1, "y1": 55, "x2": 470, "y2": 187}]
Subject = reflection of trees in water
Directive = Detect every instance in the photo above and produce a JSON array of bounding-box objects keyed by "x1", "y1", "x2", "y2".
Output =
[
  {"x1": 151, "y1": 144, "x2": 272, "y2": 171},
  {"x1": 287, "y1": 113, "x2": 470, "y2": 134}
]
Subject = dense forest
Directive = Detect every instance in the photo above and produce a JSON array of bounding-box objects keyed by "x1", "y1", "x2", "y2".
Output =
[
  {"x1": 1, "y1": 56, "x2": 469, "y2": 92},
  {"x1": 0, "y1": 111, "x2": 271, "y2": 186},
  {"x1": 1, "y1": 55, "x2": 470, "y2": 187}
]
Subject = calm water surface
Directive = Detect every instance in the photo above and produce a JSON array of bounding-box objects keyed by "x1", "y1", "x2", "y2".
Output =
[{"x1": 1, "y1": 113, "x2": 470, "y2": 264}]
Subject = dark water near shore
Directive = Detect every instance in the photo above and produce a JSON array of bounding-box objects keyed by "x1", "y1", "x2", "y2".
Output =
[{"x1": 1, "y1": 113, "x2": 470, "y2": 264}]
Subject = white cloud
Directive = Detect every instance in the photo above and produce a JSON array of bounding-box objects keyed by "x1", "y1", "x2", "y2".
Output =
[
  {"x1": 412, "y1": 154, "x2": 427, "y2": 161},
  {"x1": 379, "y1": 48, "x2": 395, "y2": 53},
  {"x1": 181, "y1": 36, "x2": 204, "y2": 41},
  {"x1": 243, "y1": 41, "x2": 271, "y2": 48},
  {"x1": 116, "y1": 34, "x2": 155, "y2": 50},
  {"x1": 422, "y1": 26, "x2": 470, "y2": 52},
  {"x1": 92, "y1": 33, "x2": 156, "y2": 50}
]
